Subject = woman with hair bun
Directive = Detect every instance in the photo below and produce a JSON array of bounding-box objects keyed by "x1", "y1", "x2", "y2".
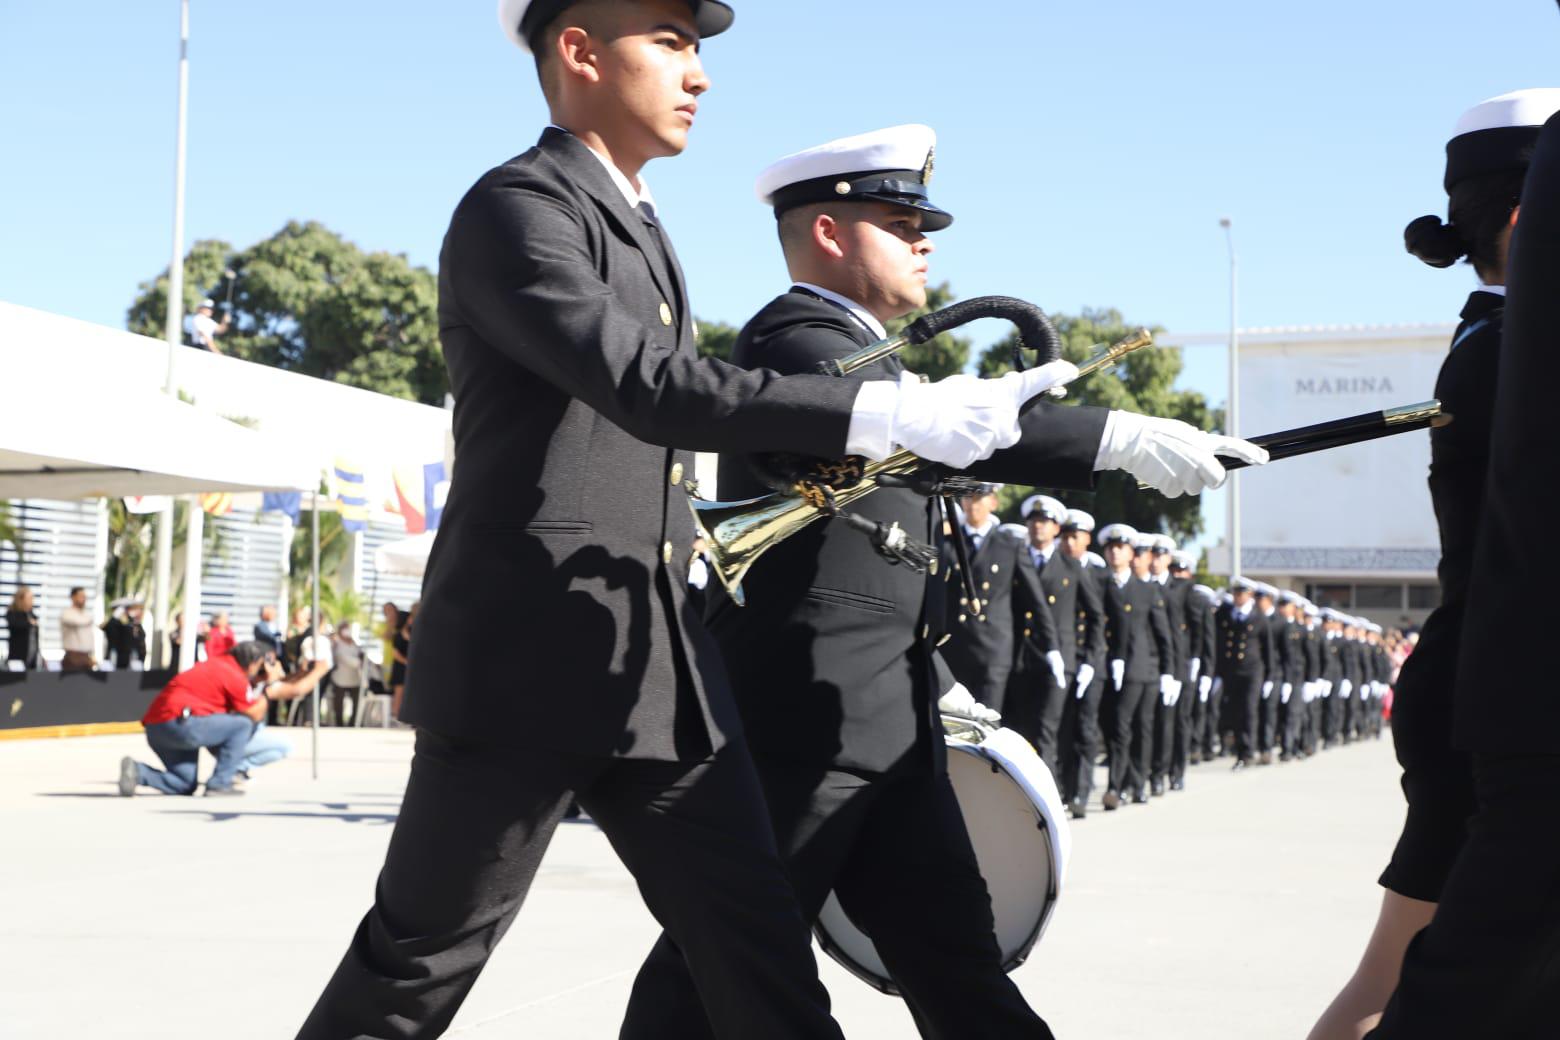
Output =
[{"x1": 1307, "y1": 87, "x2": 1560, "y2": 1040}]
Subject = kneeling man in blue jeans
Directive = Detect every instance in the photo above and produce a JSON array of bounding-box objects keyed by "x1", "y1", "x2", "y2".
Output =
[{"x1": 118, "y1": 641, "x2": 309, "y2": 797}]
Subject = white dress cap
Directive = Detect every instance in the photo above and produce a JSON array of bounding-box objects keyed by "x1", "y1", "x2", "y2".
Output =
[
  {"x1": 1021, "y1": 494, "x2": 1067, "y2": 522},
  {"x1": 1453, "y1": 88, "x2": 1560, "y2": 137},
  {"x1": 755, "y1": 124, "x2": 952, "y2": 231},
  {"x1": 1062, "y1": 508, "x2": 1095, "y2": 533},
  {"x1": 500, "y1": 0, "x2": 733, "y2": 53},
  {"x1": 1444, "y1": 87, "x2": 1560, "y2": 189},
  {"x1": 1097, "y1": 523, "x2": 1138, "y2": 546}
]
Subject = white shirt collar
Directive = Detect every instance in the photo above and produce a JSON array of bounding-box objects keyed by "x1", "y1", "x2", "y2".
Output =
[
  {"x1": 1234, "y1": 601, "x2": 1251, "y2": 619},
  {"x1": 550, "y1": 125, "x2": 655, "y2": 214},
  {"x1": 792, "y1": 283, "x2": 888, "y2": 340},
  {"x1": 1477, "y1": 282, "x2": 1506, "y2": 297},
  {"x1": 963, "y1": 514, "x2": 1000, "y2": 541},
  {"x1": 1112, "y1": 570, "x2": 1131, "y2": 587},
  {"x1": 1152, "y1": 571, "x2": 1168, "y2": 584},
  {"x1": 1031, "y1": 541, "x2": 1055, "y2": 564}
]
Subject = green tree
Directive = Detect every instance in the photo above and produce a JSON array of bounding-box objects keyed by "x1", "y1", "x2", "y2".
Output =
[
  {"x1": 0, "y1": 500, "x2": 19, "y2": 561},
  {"x1": 889, "y1": 281, "x2": 971, "y2": 380},
  {"x1": 287, "y1": 502, "x2": 354, "y2": 616},
  {"x1": 128, "y1": 221, "x2": 447, "y2": 405},
  {"x1": 977, "y1": 307, "x2": 1220, "y2": 542},
  {"x1": 693, "y1": 317, "x2": 740, "y2": 362},
  {"x1": 103, "y1": 499, "x2": 226, "y2": 611}
]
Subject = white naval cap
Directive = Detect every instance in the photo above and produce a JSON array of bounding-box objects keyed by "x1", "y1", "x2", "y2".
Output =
[
  {"x1": 1171, "y1": 550, "x2": 1196, "y2": 571},
  {"x1": 1278, "y1": 589, "x2": 1301, "y2": 606},
  {"x1": 1021, "y1": 494, "x2": 1068, "y2": 523},
  {"x1": 1082, "y1": 551, "x2": 1106, "y2": 569},
  {"x1": 755, "y1": 124, "x2": 953, "y2": 232},
  {"x1": 1062, "y1": 509, "x2": 1095, "y2": 533},
  {"x1": 1192, "y1": 583, "x2": 1217, "y2": 601},
  {"x1": 198, "y1": 298, "x2": 215, "y2": 309},
  {"x1": 1444, "y1": 88, "x2": 1560, "y2": 190},
  {"x1": 1131, "y1": 532, "x2": 1158, "y2": 552},
  {"x1": 999, "y1": 522, "x2": 1028, "y2": 540},
  {"x1": 1255, "y1": 582, "x2": 1278, "y2": 599},
  {"x1": 1230, "y1": 576, "x2": 1258, "y2": 593},
  {"x1": 1097, "y1": 523, "x2": 1138, "y2": 547},
  {"x1": 1151, "y1": 534, "x2": 1176, "y2": 554},
  {"x1": 499, "y1": 0, "x2": 734, "y2": 53}
]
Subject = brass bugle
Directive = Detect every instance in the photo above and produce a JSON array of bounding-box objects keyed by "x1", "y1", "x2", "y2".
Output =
[{"x1": 689, "y1": 328, "x2": 1155, "y2": 604}]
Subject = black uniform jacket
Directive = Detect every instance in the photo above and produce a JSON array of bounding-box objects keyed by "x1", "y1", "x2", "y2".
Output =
[
  {"x1": 1215, "y1": 604, "x2": 1272, "y2": 682},
  {"x1": 408, "y1": 131, "x2": 867, "y2": 760},
  {"x1": 1158, "y1": 576, "x2": 1191, "y2": 678},
  {"x1": 1278, "y1": 618, "x2": 1306, "y2": 686},
  {"x1": 1104, "y1": 575, "x2": 1173, "y2": 683},
  {"x1": 1015, "y1": 547, "x2": 1086, "y2": 673},
  {"x1": 941, "y1": 525, "x2": 1036, "y2": 700},
  {"x1": 707, "y1": 290, "x2": 1106, "y2": 775}
]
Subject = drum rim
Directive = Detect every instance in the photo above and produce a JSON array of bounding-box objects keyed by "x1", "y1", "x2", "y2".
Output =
[{"x1": 812, "y1": 740, "x2": 1062, "y2": 994}]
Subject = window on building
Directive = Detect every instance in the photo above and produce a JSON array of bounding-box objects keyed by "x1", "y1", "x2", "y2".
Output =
[
  {"x1": 1408, "y1": 584, "x2": 1442, "y2": 610},
  {"x1": 1307, "y1": 584, "x2": 1351, "y2": 608},
  {"x1": 1354, "y1": 584, "x2": 1404, "y2": 609}
]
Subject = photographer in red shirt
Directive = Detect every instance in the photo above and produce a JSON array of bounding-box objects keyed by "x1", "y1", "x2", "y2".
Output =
[{"x1": 117, "y1": 641, "x2": 302, "y2": 797}]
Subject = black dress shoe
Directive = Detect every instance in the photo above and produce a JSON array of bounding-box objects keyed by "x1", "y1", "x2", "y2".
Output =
[
  {"x1": 1188, "y1": 751, "x2": 1201, "y2": 765},
  {"x1": 1169, "y1": 777, "x2": 1185, "y2": 792},
  {"x1": 1150, "y1": 780, "x2": 1165, "y2": 797},
  {"x1": 1102, "y1": 790, "x2": 1122, "y2": 811},
  {"x1": 1231, "y1": 758, "x2": 1249, "y2": 772},
  {"x1": 1069, "y1": 799, "x2": 1087, "y2": 819},
  {"x1": 1132, "y1": 787, "x2": 1150, "y2": 804}
]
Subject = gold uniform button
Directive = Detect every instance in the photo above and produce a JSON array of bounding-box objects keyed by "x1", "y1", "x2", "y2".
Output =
[
  {"x1": 982, "y1": 581, "x2": 991, "y2": 591},
  {"x1": 979, "y1": 615, "x2": 988, "y2": 622},
  {"x1": 1048, "y1": 595, "x2": 1057, "y2": 604},
  {"x1": 661, "y1": 541, "x2": 674, "y2": 564},
  {"x1": 991, "y1": 564, "x2": 1000, "y2": 574},
  {"x1": 669, "y1": 462, "x2": 684, "y2": 485},
  {"x1": 1062, "y1": 578, "x2": 1069, "y2": 586},
  {"x1": 1024, "y1": 628, "x2": 1032, "y2": 637},
  {"x1": 1025, "y1": 611, "x2": 1034, "y2": 620},
  {"x1": 958, "y1": 614, "x2": 967, "y2": 624},
  {"x1": 1125, "y1": 604, "x2": 1133, "y2": 612},
  {"x1": 659, "y1": 302, "x2": 673, "y2": 326},
  {"x1": 1238, "y1": 652, "x2": 1245, "y2": 660}
]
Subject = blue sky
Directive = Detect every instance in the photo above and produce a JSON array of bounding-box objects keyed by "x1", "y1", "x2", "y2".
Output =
[{"x1": 4, "y1": 1, "x2": 1556, "y2": 545}]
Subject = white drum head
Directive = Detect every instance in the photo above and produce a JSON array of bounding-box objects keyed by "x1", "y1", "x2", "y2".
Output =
[{"x1": 814, "y1": 728, "x2": 1069, "y2": 994}]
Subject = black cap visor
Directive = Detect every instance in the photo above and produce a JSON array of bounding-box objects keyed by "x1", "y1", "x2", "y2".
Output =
[{"x1": 771, "y1": 170, "x2": 953, "y2": 231}]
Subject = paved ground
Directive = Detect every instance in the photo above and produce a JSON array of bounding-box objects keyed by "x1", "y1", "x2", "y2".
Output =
[{"x1": 0, "y1": 727, "x2": 1404, "y2": 1038}]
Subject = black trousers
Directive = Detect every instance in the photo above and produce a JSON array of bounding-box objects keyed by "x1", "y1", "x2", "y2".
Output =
[
  {"x1": 1221, "y1": 673, "x2": 1262, "y2": 762},
  {"x1": 621, "y1": 761, "x2": 1053, "y2": 1040},
  {"x1": 1008, "y1": 669, "x2": 1071, "y2": 779},
  {"x1": 1108, "y1": 680, "x2": 1153, "y2": 794},
  {"x1": 1368, "y1": 753, "x2": 1560, "y2": 1040},
  {"x1": 1258, "y1": 682, "x2": 1279, "y2": 752},
  {"x1": 1165, "y1": 678, "x2": 1195, "y2": 782},
  {"x1": 1324, "y1": 687, "x2": 1345, "y2": 743},
  {"x1": 295, "y1": 731, "x2": 842, "y2": 1040},
  {"x1": 1280, "y1": 688, "x2": 1304, "y2": 756},
  {"x1": 1192, "y1": 682, "x2": 1219, "y2": 756},
  {"x1": 1060, "y1": 676, "x2": 1104, "y2": 804}
]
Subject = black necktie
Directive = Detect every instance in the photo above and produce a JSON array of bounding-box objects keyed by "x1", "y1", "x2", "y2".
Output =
[{"x1": 638, "y1": 202, "x2": 681, "y2": 323}]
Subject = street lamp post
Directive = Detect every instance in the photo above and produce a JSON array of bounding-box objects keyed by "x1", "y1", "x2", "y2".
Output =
[
  {"x1": 153, "y1": 0, "x2": 191, "y2": 667},
  {"x1": 1220, "y1": 217, "x2": 1241, "y2": 582}
]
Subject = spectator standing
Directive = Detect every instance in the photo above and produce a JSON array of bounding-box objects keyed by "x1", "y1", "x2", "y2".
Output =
[
  {"x1": 5, "y1": 587, "x2": 41, "y2": 670},
  {"x1": 188, "y1": 299, "x2": 231, "y2": 354},
  {"x1": 254, "y1": 605, "x2": 285, "y2": 658},
  {"x1": 206, "y1": 611, "x2": 236, "y2": 658},
  {"x1": 390, "y1": 601, "x2": 416, "y2": 720},
  {"x1": 102, "y1": 602, "x2": 148, "y2": 671},
  {"x1": 58, "y1": 586, "x2": 96, "y2": 672},
  {"x1": 326, "y1": 622, "x2": 365, "y2": 725}
]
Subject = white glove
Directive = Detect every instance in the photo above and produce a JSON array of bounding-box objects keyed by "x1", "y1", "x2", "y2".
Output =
[
  {"x1": 1262, "y1": 680, "x2": 1274, "y2": 701},
  {"x1": 1281, "y1": 682, "x2": 1293, "y2": 704},
  {"x1": 1211, "y1": 677, "x2": 1223, "y2": 699},
  {"x1": 1169, "y1": 679, "x2": 1183, "y2": 706},
  {"x1": 1111, "y1": 659, "x2": 1125, "y2": 690},
  {"x1": 1339, "y1": 679, "x2": 1352, "y2": 701},
  {"x1": 937, "y1": 682, "x2": 1001, "y2": 726},
  {"x1": 870, "y1": 362, "x2": 1078, "y2": 469},
  {"x1": 1159, "y1": 674, "x2": 1176, "y2": 704},
  {"x1": 1094, "y1": 412, "x2": 1271, "y2": 498},
  {"x1": 1188, "y1": 658, "x2": 1201, "y2": 684},
  {"x1": 1075, "y1": 663, "x2": 1095, "y2": 699},
  {"x1": 1198, "y1": 675, "x2": 1213, "y2": 703},
  {"x1": 1046, "y1": 650, "x2": 1067, "y2": 689},
  {"x1": 1320, "y1": 679, "x2": 1333, "y2": 699}
]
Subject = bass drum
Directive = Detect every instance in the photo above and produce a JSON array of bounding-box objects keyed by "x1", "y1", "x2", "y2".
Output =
[{"x1": 813, "y1": 718, "x2": 1072, "y2": 994}]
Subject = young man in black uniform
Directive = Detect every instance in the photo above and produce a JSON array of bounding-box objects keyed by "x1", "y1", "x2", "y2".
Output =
[
  {"x1": 295, "y1": 8, "x2": 1096, "y2": 1036},
  {"x1": 1145, "y1": 536, "x2": 1190, "y2": 794},
  {"x1": 1007, "y1": 494, "x2": 1092, "y2": 775},
  {"x1": 942, "y1": 485, "x2": 1049, "y2": 717},
  {"x1": 1057, "y1": 509, "x2": 1107, "y2": 817},
  {"x1": 620, "y1": 124, "x2": 1266, "y2": 1040},
  {"x1": 1274, "y1": 591, "x2": 1308, "y2": 761},
  {"x1": 1097, "y1": 524, "x2": 1173, "y2": 808},
  {"x1": 1186, "y1": 581, "x2": 1220, "y2": 764},
  {"x1": 1214, "y1": 577, "x2": 1273, "y2": 770}
]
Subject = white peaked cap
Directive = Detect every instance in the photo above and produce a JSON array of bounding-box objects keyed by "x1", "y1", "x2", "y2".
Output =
[
  {"x1": 1063, "y1": 509, "x2": 1095, "y2": 532},
  {"x1": 1453, "y1": 88, "x2": 1560, "y2": 137},
  {"x1": 499, "y1": 0, "x2": 734, "y2": 53},
  {"x1": 1021, "y1": 494, "x2": 1067, "y2": 522},
  {"x1": 1083, "y1": 551, "x2": 1106, "y2": 569},
  {"x1": 755, "y1": 125, "x2": 952, "y2": 231},
  {"x1": 1097, "y1": 523, "x2": 1138, "y2": 546},
  {"x1": 1171, "y1": 550, "x2": 1196, "y2": 570}
]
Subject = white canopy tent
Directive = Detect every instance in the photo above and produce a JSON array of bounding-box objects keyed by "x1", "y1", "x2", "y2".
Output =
[{"x1": 0, "y1": 386, "x2": 319, "y2": 499}]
